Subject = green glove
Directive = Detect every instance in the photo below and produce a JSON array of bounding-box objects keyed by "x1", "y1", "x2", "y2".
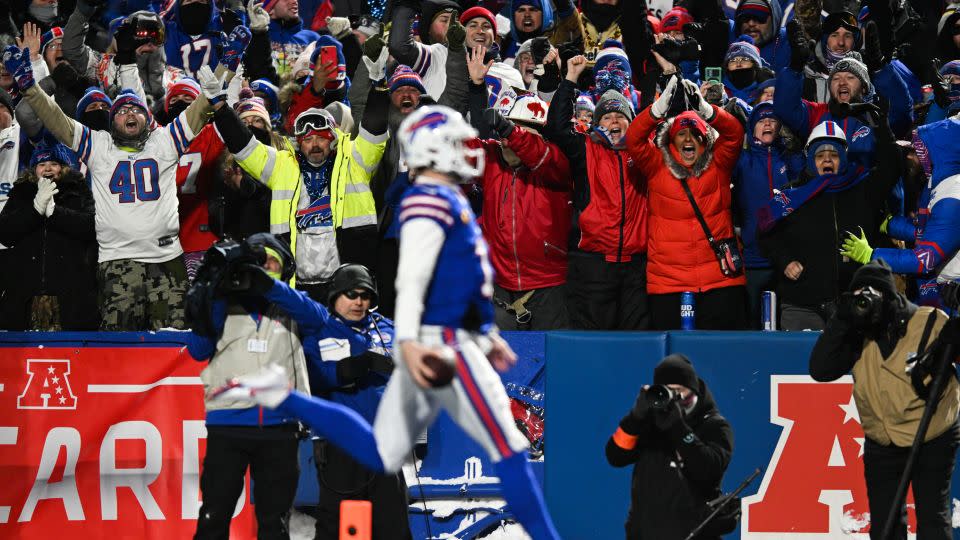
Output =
[
  {"x1": 880, "y1": 214, "x2": 892, "y2": 235},
  {"x1": 840, "y1": 227, "x2": 874, "y2": 264}
]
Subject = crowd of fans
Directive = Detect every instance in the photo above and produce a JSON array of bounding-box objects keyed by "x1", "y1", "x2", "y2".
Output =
[{"x1": 0, "y1": 0, "x2": 958, "y2": 333}]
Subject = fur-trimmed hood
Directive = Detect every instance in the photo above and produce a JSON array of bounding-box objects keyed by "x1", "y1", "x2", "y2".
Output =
[{"x1": 655, "y1": 115, "x2": 717, "y2": 179}]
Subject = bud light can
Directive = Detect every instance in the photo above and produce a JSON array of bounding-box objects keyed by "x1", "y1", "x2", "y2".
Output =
[
  {"x1": 762, "y1": 290, "x2": 777, "y2": 331},
  {"x1": 680, "y1": 292, "x2": 695, "y2": 330}
]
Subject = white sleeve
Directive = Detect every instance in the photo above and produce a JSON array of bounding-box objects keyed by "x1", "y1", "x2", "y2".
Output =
[
  {"x1": 117, "y1": 63, "x2": 147, "y2": 104},
  {"x1": 394, "y1": 218, "x2": 446, "y2": 342}
]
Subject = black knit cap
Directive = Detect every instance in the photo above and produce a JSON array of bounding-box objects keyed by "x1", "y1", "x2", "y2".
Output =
[
  {"x1": 849, "y1": 258, "x2": 898, "y2": 296},
  {"x1": 653, "y1": 354, "x2": 699, "y2": 394}
]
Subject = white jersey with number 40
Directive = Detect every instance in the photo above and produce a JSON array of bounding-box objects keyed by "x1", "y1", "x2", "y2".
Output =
[{"x1": 71, "y1": 115, "x2": 195, "y2": 264}]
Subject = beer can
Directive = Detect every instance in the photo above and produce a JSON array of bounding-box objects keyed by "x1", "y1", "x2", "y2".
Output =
[
  {"x1": 762, "y1": 290, "x2": 777, "y2": 331},
  {"x1": 680, "y1": 291, "x2": 695, "y2": 330}
]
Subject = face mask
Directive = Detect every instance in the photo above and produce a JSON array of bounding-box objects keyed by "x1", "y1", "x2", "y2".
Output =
[
  {"x1": 266, "y1": 269, "x2": 282, "y2": 280},
  {"x1": 179, "y1": 2, "x2": 211, "y2": 35},
  {"x1": 727, "y1": 68, "x2": 755, "y2": 89},
  {"x1": 249, "y1": 125, "x2": 271, "y2": 145},
  {"x1": 29, "y1": 3, "x2": 58, "y2": 24},
  {"x1": 81, "y1": 109, "x2": 110, "y2": 131},
  {"x1": 166, "y1": 101, "x2": 190, "y2": 120}
]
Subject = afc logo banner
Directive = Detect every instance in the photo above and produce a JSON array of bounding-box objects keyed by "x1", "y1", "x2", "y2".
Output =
[
  {"x1": 742, "y1": 375, "x2": 924, "y2": 538},
  {"x1": 17, "y1": 359, "x2": 77, "y2": 410}
]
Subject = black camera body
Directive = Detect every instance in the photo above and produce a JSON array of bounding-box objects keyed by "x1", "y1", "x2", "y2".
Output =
[
  {"x1": 645, "y1": 384, "x2": 680, "y2": 411},
  {"x1": 838, "y1": 287, "x2": 885, "y2": 329}
]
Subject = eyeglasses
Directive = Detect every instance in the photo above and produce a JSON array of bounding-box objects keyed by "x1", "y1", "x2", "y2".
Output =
[
  {"x1": 115, "y1": 104, "x2": 144, "y2": 116},
  {"x1": 727, "y1": 56, "x2": 754, "y2": 66},
  {"x1": 294, "y1": 113, "x2": 333, "y2": 136},
  {"x1": 343, "y1": 290, "x2": 373, "y2": 301},
  {"x1": 739, "y1": 13, "x2": 769, "y2": 24}
]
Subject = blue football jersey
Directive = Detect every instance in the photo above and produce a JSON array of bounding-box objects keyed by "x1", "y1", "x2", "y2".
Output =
[{"x1": 399, "y1": 183, "x2": 495, "y2": 333}]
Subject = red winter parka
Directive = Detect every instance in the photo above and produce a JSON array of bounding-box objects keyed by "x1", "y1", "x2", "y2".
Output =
[
  {"x1": 476, "y1": 126, "x2": 573, "y2": 291},
  {"x1": 625, "y1": 105, "x2": 746, "y2": 294}
]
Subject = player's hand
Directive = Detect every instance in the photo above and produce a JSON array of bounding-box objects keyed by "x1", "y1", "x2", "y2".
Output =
[
  {"x1": 401, "y1": 340, "x2": 455, "y2": 389},
  {"x1": 487, "y1": 333, "x2": 517, "y2": 372},
  {"x1": 3, "y1": 45, "x2": 35, "y2": 91},
  {"x1": 220, "y1": 25, "x2": 252, "y2": 72},
  {"x1": 198, "y1": 64, "x2": 227, "y2": 106},
  {"x1": 208, "y1": 363, "x2": 291, "y2": 408},
  {"x1": 247, "y1": 0, "x2": 270, "y2": 32}
]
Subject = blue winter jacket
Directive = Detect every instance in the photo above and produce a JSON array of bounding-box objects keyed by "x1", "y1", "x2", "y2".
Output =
[
  {"x1": 728, "y1": 0, "x2": 791, "y2": 73},
  {"x1": 774, "y1": 64, "x2": 913, "y2": 172},
  {"x1": 733, "y1": 108, "x2": 804, "y2": 268}
]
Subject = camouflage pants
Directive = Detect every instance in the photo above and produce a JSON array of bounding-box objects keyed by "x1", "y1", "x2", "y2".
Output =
[{"x1": 98, "y1": 257, "x2": 187, "y2": 331}]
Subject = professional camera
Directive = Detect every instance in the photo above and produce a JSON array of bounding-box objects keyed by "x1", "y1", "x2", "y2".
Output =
[
  {"x1": 838, "y1": 286, "x2": 884, "y2": 329},
  {"x1": 645, "y1": 384, "x2": 680, "y2": 411}
]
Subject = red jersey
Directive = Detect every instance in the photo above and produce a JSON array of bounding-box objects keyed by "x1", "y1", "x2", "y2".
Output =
[{"x1": 176, "y1": 124, "x2": 225, "y2": 253}]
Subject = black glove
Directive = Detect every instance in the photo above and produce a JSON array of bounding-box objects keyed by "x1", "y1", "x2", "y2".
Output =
[
  {"x1": 530, "y1": 36, "x2": 551, "y2": 65},
  {"x1": 446, "y1": 17, "x2": 466, "y2": 50},
  {"x1": 861, "y1": 20, "x2": 885, "y2": 73},
  {"x1": 931, "y1": 59, "x2": 952, "y2": 109},
  {"x1": 537, "y1": 59, "x2": 561, "y2": 93},
  {"x1": 224, "y1": 263, "x2": 275, "y2": 296},
  {"x1": 682, "y1": 22, "x2": 705, "y2": 45},
  {"x1": 629, "y1": 388, "x2": 651, "y2": 422},
  {"x1": 654, "y1": 400, "x2": 685, "y2": 433},
  {"x1": 113, "y1": 20, "x2": 138, "y2": 65},
  {"x1": 828, "y1": 99, "x2": 852, "y2": 119},
  {"x1": 653, "y1": 37, "x2": 701, "y2": 66},
  {"x1": 787, "y1": 20, "x2": 812, "y2": 72},
  {"x1": 908, "y1": 349, "x2": 936, "y2": 400},
  {"x1": 50, "y1": 62, "x2": 81, "y2": 91},
  {"x1": 942, "y1": 282, "x2": 960, "y2": 313},
  {"x1": 76, "y1": 0, "x2": 106, "y2": 16},
  {"x1": 846, "y1": 101, "x2": 882, "y2": 125},
  {"x1": 336, "y1": 354, "x2": 373, "y2": 383},
  {"x1": 362, "y1": 31, "x2": 386, "y2": 61},
  {"x1": 484, "y1": 108, "x2": 515, "y2": 139}
]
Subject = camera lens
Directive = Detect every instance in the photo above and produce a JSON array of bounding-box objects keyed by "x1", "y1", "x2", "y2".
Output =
[{"x1": 645, "y1": 385, "x2": 676, "y2": 411}]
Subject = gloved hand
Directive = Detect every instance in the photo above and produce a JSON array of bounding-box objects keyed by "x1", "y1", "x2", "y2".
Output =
[
  {"x1": 219, "y1": 25, "x2": 252, "y2": 72},
  {"x1": 233, "y1": 263, "x2": 276, "y2": 296},
  {"x1": 362, "y1": 28, "x2": 386, "y2": 62},
  {"x1": 630, "y1": 387, "x2": 651, "y2": 422},
  {"x1": 840, "y1": 227, "x2": 874, "y2": 264},
  {"x1": 682, "y1": 78, "x2": 714, "y2": 120},
  {"x1": 446, "y1": 17, "x2": 466, "y2": 50},
  {"x1": 326, "y1": 16, "x2": 352, "y2": 39},
  {"x1": 208, "y1": 364, "x2": 291, "y2": 409},
  {"x1": 362, "y1": 40, "x2": 389, "y2": 81},
  {"x1": 197, "y1": 64, "x2": 227, "y2": 105},
  {"x1": 880, "y1": 214, "x2": 892, "y2": 234},
  {"x1": 33, "y1": 178, "x2": 58, "y2": 216},
  {"x1": 3, "y1": 45, "x2": 35, "y2": 91},
  {"x1": 906, "y1": 349, "x2": 935, "y2": 400},
  {"x1": 484, "y1": 108, "x2": 515, "y2": 139},
  {"x1": 76, "y1": 0, "x2": 107, "y2": 16},
  {"x1": 336, "y1": 354, "x2": 373, "y2": 383},
  {"x1": 862, "y1": 20, "x2": 885, "y2": 73},
  {"x1": 50, "y1": 62, "x2": 82, "y2": 93},
  {"x1": 787, "y1": 20, "x2": 812, "y2": 72},
  {"x1": 530, "y1": 36, "x2": 551, "y2": 65},
  {"x1": 44, "y1": 196, "x2": 55, "y2": 217},
  {"x1": 246, "y1": 0, "x2": 270, "y2": 32},
  {"x1": 651, "y1": 74, "x2": 679, "y2": 119},
  {"x1": 113, "y1": 19, "x2": 138, "y2": 65},
  {"x1": 846, "y1": 101, "x2": 883, "y2": 127},
  {"x1": 654, "y1": 400, "x2": 685, "y2": 433}
]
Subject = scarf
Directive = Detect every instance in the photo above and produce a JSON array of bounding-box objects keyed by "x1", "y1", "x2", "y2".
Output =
[
  {"x1": 758, "y1": 168, "x2": 870, "y2": 231},
  {"x1": 302, "y1": 158, "x2": 334, "y2": 200}
]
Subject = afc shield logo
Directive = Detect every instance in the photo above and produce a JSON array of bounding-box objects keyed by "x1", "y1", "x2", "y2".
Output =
[
  {"x1": 17, "y1": 359, "x2": 78, "y2": 410},
  {"x1": 742, "y1": 375, "x2": 923, "y2": 537}
]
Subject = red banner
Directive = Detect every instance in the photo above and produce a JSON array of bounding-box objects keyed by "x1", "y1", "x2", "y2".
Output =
[{"x1": 0, "y1": 345, "x2": 255, "y2": 539}]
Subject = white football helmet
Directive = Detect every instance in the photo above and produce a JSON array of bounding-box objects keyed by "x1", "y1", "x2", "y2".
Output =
[
  {"x1": 804, "y1": 120, "x2": 847, "y2": 153},
  {"x1": 504, "y1": 93, "x2": 549, "y2": 127},
  {"x1": 398, "y1": 105, "x2": 484, "y2": 180}
]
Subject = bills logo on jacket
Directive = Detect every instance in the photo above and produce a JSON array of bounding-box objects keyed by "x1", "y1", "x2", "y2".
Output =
[{"x1": 742, "y1": 375, "x2": 923, "y2": 537}]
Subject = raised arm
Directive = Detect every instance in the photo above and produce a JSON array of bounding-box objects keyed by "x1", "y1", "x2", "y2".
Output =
[
  {"x1": 387, "y1": 1, "x2": 426, "y2": 70},
  {"x1": 437, "y1": 20, "x2": 468, "y2": 115}
]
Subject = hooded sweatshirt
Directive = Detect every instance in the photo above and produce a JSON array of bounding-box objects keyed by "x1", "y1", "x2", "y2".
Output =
[{"x1": 729, "y1": 0, "x2": 791, "y2": 73}]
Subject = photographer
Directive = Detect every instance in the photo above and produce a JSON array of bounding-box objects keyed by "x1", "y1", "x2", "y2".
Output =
[
  {"x1": 605, "y1": 354, "x2": 734, "y2": 539},
  {"x1": 809, "y1": 260, "x2": 959, "y2": 540},
  {"x1": 183, "y1": 233, "x2": 311, "y2": 539}
]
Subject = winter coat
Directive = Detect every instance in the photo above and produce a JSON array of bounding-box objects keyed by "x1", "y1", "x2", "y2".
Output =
[
  {"x1": 0, "y1": 169, "x2": 98, "y2": 330},
  {"x1": 732, "y1": 113, "x2": 804, "y2": 268},
  {"x1": 268, "y1": 18, "x2": 321, "y2": 77},
  {"x1": 606, "y1": 379, "x2": 734, "y2": 540},
  {"x1": 476, "y1": 127, "x2": 572, "y2": 292},
  {"x1": 728, "y1": 0, "x2": 791, "y2": 73},
  {"x1": 545, "y1": 79, "x2": 648, "y2": 262},
  {"x1": 774, "y1": 64, "x2": 914, "y2": 170},
  {"x1": 625, "y1": 105, "x2": 746, "y2": 294},
  {"x1": 758, "y1": 127, "x2": 902, "y2": 308}
]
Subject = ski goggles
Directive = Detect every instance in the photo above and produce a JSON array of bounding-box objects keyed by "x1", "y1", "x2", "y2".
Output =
[{"x1": 294, "y1": 112, "x2": 335, "y2": 137}]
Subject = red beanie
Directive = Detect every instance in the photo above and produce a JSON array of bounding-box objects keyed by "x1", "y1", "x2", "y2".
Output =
[
  {"x1": 669, "y1": 111, "x2": 708, "y2": 141},
  {"x1": 660, "y1": 7, "x2": 694, "y2": 34},
  {"x1": 460, "y1": 6, "x2": 497, "y2": 34}
]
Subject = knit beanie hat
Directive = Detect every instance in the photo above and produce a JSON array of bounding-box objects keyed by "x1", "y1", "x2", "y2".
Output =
[
  {"x1": 575, "y1": 93, "x2": 595, "y2": 113},
  {"x1": 75, "y1": 86, "x2": 112, "y2": 119},
  {"x1": 660, "y1": 7, "x2": 694, "y2": 34},
  {"x1": 830, "y1": 54, "x2": 871, "y2": 90},
  {"x1": 750, "y1": 100, "x2": 777, "y2": 125},
  {"x1": 235, "y1": 97, "x2": 271, "y2": 126},
  {"x1": 724, "y1": 35, "x2": 762, "y2": 67},
  {"x1": 669, "y1": 110, "x2": 709, "y2": 141},
  {"x1": 389, "y1": 65, "x2": 427, "y2": 95},
  {"x1": 249, "y1": 79, "x2": 280, "y2": 118},
  {"x1": 460, "y1": 6, "x2": 498, "y2": 34},
  {"x1": 849, "y1": 259, "x2": 898, "y2": 296},
  {"x1": 821, "y1": 11, "x2": 860, "y2": 39},
  {"x1": 30, "y1": 141, "x2": 73, "y2": 168},
  {"x1": 40, "y1": 27, "x2": 64, "y2": 55},
  {"x1": 592, "y1": 89, "x2": 634, "y2": 126},
  {"x1": 653, "y1": 354, "x2": 700, "y2": 395},
  {"x1": 736, "y1": 0, "x2": 772, "y2": 22},
  {"x1": 110, "y1": 89, "x2": 152, "y2": 124},
  {"x1": 514, "y1": 38, "x2": 534, "y2": 69},
  {"x1": 164, "y1": 77, "x2": 201, "y2": 113},
  {"x1": 941, "y1": 60, "x2": 960, "y2": 78},
  {"x1": 594, "y1": 40, "x2": 632, "y2": 80},
  {"x1": 261, "y1": 0, "x2": 280, "y2": 11}
]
